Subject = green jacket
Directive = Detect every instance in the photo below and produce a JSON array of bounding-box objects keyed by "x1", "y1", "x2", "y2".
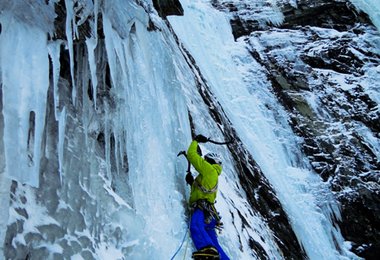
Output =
[{"x1": 187, "y1": 140, "x2": 222, "y2": 204}]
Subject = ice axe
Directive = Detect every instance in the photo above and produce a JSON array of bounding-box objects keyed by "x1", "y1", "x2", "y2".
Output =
[
  {"x1": 177, "y1": 151, "x2": 193, "y2": 185},
  {"x1": 207, "y1": 138, "x2": 233, "y2": 145}
]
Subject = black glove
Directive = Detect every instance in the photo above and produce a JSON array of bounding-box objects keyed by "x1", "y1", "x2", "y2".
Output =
[
  {"x1": 194, "y1": 134, "x2": 208, "y2": 143},
  {"x1": 185, "y1": 172, "x2": 194, "y2": 185}
]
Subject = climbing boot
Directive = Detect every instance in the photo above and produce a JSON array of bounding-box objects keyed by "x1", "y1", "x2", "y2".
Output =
[{"x1": 192, "y1": 246, "x2": 220, "y2": 259}]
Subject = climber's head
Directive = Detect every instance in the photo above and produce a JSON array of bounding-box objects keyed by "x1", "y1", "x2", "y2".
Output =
[{"x1": 204, "y1": 152, "x2": 222, "y2": 165}]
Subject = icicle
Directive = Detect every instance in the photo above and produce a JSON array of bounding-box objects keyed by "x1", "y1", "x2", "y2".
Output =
[
  {"x1": 48, "y1": 41, "x2": 62, "y2": 120},
  {"x1": 77, "y1": 44, "x2": 90, "y2": 148},
  {"x1": 115, "y1": 130, "x2": 123, "y2": 175},
  {"x1": 86, "y1": 0, "x2": 99, "y2": 109},
  {"x1": 86, "y1": 38, "x2": 98, "y2": 109},
  {"x1": 58, "y1": 107, "x2": 67, "y2": 184},
  {"x1": 0, "y1": 15, "x2": 49, "y2": 187},
  {"x1": 104, "y1": 103, "x2": 111, "y2": 179},
  {"x1": 64, "y1": 0, "x2": 77, "y2": 103},
  {"x1": 93, "y1": 0, "x2": 99, "y2": 36}
]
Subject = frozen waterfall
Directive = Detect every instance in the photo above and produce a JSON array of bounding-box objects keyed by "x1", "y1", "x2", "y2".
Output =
[{"x1": 1, "y1": 0, "x2": 378, "y2": 259}]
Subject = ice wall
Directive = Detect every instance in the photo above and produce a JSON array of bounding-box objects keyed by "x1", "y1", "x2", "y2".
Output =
[
  {"x1": 99, "y1": 1, "x2": 191, "y2": 257},
  {"x1": 1, "y1": 0, "x2": 189, "y2": 258}
]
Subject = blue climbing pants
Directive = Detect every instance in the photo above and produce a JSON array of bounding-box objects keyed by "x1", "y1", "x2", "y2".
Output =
[{"x1": 190, "y1": 208, "x2": 230, "y2": 260}]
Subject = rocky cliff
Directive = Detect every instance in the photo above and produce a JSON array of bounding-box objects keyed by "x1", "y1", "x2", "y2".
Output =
[{"x1": 212, "y1": 0, "x2": 380, "y2": 258}]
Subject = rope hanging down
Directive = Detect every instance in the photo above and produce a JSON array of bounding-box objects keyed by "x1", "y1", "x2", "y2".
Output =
[{"x1": 170, "y1": 221, "x2": 190, "y2": 260}]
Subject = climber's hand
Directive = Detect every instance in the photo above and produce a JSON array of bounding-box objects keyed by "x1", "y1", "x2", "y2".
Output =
[
  {"x1": 194, "y1": 134, "x2": 208, "y2": 143},
  {"x1": 185, "y1": 172, "x2": 194, "y2": 185}
]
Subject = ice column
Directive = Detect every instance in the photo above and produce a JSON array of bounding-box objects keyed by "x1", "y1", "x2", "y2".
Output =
[{"x1": 0, "y1": 15, "x2": 49, "y2": 187}]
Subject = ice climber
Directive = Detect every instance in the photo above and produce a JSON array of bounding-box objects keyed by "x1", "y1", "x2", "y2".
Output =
[{"x1": 186, "y1": 134, "x2": 230, "y2": 260}]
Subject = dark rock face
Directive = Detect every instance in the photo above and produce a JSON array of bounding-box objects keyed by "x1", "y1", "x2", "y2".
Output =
[
  {"x1": 212, "y1": 0, "x2": 380, "y2": 258},
  {"x1": 152, "y1": 0, "x2": 184, "y2": 18},
  {"x1": 280, "y1": 1, "x2": 371, "y2": 31}
]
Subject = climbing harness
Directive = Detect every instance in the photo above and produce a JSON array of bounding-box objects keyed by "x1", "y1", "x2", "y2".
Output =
[
  {"x1": 193, "y1": 179, "x2": 218, "y2": 194},
  {"x1": 191, "y1": 199, "x2": 222, "y2": 225}
]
